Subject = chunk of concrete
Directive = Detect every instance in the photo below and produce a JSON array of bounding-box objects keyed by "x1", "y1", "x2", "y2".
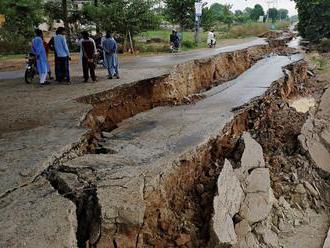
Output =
[
  {"x1": 240, "y1": 166, "x2": 274, "y2": 224},
  {"x1": 0, "y1": 178, "x2": 77, "y2": 248},
  {"x1": 299, "y1": 87, "x2": 330, "y2": 173},
  {"x1": 210, "y1": 160, "x2": 244, "y2": 246},
  {"x1": 300, "y1": 123, "x2": 330, "y2": 173},
  {"x1": 241, "y1": 132, "x2": 265, "y2": 169},
  {"x1": 246, "y1": 168, "x2": 271, "y2": 193},
  {"x1": 318, "y1": 87, "x2": 330, "y2": 120},
  {"x1": 236, "y1": 132, "x2": 265, "y2": 183},
  {"x1": 255, "y1": 224, "x2": 279, "y2": 248},
  {"x1": 262, "y1": 229, "x2": 279, "y2": 248},
  {"x1": 240, "y1": 190, "x2": 274, "y2": 224},
  {"x1": 323, "y1": 228, "x2": 330, "y2": 248},
  {"x1": 233, "y1": 232, "x2": 260, "y2": 248},
  {"x1": 235, "y1": 220, "x2": 251, "y2": 239}
]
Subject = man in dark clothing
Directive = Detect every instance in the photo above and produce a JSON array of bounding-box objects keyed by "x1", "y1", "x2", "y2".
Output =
[
  {"x1": 81, "y1": 31, "x2": 97, "y2": 82},
  {"x1": 170, "y1": 29, "x2": 180, "y2": 49},
  {"x1": 48, "y1": 30, "x2": 60, "y2": 81}
]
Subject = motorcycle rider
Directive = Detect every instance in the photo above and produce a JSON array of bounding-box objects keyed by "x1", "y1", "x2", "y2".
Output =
[
  {"x1": 170, "y1": 29, "x2": 180, "y2": 51},
  {"x1": 207, "y1": 29, "x2": 216, "y2": 48}
]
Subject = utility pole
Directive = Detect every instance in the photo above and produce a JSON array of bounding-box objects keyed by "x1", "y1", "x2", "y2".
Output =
[{"x1": 194, "y1": 1, "x2": 203, "y2": 45}]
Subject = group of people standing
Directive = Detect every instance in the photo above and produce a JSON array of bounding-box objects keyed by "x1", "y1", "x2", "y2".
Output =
[{"x1": 31, "y1": 28, "x2": 119, "y2": 85}]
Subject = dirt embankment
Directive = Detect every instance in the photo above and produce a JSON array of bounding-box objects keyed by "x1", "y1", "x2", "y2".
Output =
[
  {"x1": 78, "y1": 45, "x2": 271, "y2": 133},
  {"x1": 3, "y1": 33, "x2": 329, "y2": 248},
  {"x1": 50, "y1": 56, "x2": 330, "y2": 248}
]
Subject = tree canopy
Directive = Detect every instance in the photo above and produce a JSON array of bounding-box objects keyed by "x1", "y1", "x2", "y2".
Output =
[
  {"x1": 83, "y1": 0, "x2": 160, "y2": 36},
  {"x1": 164, "y1": 0, "x2": 195, "y2": 29},
  {"x1": 0, "y1": 0, "x2": 43, "y2": 40},
  {"x1": 267, "y1": 8, "x2": 278, "y2": 22},
  {"x1": 250, "y1": 4, "x2": 264, "y2": 21},
  {"x1": 294, "y1": 0, "x2": 330, "y2": 42}
]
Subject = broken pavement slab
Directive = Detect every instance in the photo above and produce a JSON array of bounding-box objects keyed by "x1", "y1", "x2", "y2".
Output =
[
  {"x1": 0, "y1": 102, "x2": 89, "y2": 197},
  {"x1": 299, "y1": 87, "x2": 330, "y2": 173},
  {"x1": 210, "y1": 159, "x2": 244, "y2": 246},
  {"x1": 323, "y1": 228, "x2": 330, "y2": 248},
  {"x1": 0, "y1": 177, "x2": 77, "y2": 248},
  {"x1": 235, "y1": 132, "x2": 265, "y2": 184},
  {"x1": 60, "y1": 56, "x2": 304, "y2": 245},
  {"x1": 240, "y1": 160, "x2": 274, "y2": 224}
]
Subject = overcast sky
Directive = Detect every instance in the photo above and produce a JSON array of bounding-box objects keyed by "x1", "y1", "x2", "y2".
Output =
[{"x1": 207, "y1": 0, "x2": 298, "y2": 16}]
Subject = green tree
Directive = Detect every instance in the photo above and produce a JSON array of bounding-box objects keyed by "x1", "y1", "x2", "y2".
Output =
[
  {"x1": 208, "y1": 3, "x2": 225, "y2": 22},
  {"x1": 222, "y1": 4, "x2": 234, "y2": 29},
  {"x1": 201, "y1": 7, "x2": 216, "y2": 30},
  {"x1": 294, "y1": 0, "x2": 330, "y2": 42},
  {"x1": 0, "y1": 0, "x2": 43, "y2": 40},
  {"x1": 234, "y1": 10, "x2": 247, "y2": 23},
  {"x1": 250, "y1": 4, "x2": 264, "y2": 21},
  {"x1": 278, "y1": 9, "x2": 289, "y2": 20},
  {"x1": 208, "y1": 3, "x2": 234, "y2": 26},
  {"x1": 83, "y1": 0, "x2": 160, "y2": 37},
  {"x1": 164, "y1": 0, "x2": 195, "y2": 29},
  {"x1": 267, "y1": 8, "x2": 278, "y2": 23},
  {"x1": 244, "y1": 7, "x2": 253, "y2": 17}
]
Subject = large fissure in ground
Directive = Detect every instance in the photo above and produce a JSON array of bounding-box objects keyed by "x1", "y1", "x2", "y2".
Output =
[
  {"x1": 126, "y1": 60, "x2": 322, "y2": 247},
  {"x1": 78, "y1": 56, "x2": 329, "y2": 247},
  {"x1": 77, "y1": 45, "x2": 276, "y2": 133},
  {"x1": 41, "y1": 40, "x2": 320, "y2": 247},
  {"x1": 41, "y1": 44, "x2": 277, "y2": 247}
]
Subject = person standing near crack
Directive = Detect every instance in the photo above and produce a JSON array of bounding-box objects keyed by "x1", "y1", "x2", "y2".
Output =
[
  {"x1": 102, "y1": 31, "x2": 120, "y2": 79},
  {"x1": 80, "y1": 31, "x2": 97, "y2": 83},
  {"x1": 54, "y1": 27, "x2": 71, "y2": 84},
  {"x1": 32, "y1": 29, "x2": 49, "y2": 86}
]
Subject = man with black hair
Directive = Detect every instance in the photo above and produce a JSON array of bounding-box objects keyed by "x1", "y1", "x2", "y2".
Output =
[
  {"x1": 48, "y1": 29, "x2": 60, "y2": 81},
  {"x1": 170, "y1": 29, "x2": 180, "y2": 50},
  {"x1": 54, "y1": 27, "x2": 71, "y2": 84},
  {"x1": 80, "y1": 31, "x2": 97, "y2": 82},
  {"x1": 102, "y1": 31, "x2": 119, "y2": 79},
  {"x1": 32, "y1": 29, "x2": 49, "y2": 85}
]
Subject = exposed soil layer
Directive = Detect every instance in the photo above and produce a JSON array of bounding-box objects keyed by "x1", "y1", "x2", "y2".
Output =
[
  {"x1": 5, "y1": 35, "x2": 329, "y2": 248},
  {"x1": 92, "y1": 58, "x2": 330, "y2": 247},
  {"x1": 78, "y1": 45, "x2": 272, "y2": 132},
  {"x1": 69, "y1": 58, "x2": 329, "y2": 248},
  {"x1": 124, "y1": 61, "x2": 313, "y2": 247}
]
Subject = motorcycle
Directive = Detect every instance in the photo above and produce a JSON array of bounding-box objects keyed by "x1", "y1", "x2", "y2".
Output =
[
  {"x1": 96, "y1": 47, "x2": 105, "y2": 67},
  {"x1": 208, "y1": 39, "x2": 216, "y2": 48},
  {"x1": 170, "y1": 42, "x2": 180, "y2": 53},
  {"x1": 24, "y1": 53, "x2": 37, "y2": 84}
]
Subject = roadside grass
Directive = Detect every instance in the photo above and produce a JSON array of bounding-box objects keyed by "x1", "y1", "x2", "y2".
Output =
[
  {"x1": 0, "y1": 54, "x2": 25, "y2": 61},
  {"x1": 308, "y1": 52, "x2": 329, "y2": 71},
  {"x1": 0, "y1": 21, "x2": 291, "y2": 59},
  {"x1": 137, "y1": 21, "x2": 290, "y2": 53}
]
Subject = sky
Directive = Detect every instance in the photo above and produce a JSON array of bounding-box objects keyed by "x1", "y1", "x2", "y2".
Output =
[{"x1": 207, "y1": 0, "x2": 298, "y2": 16}]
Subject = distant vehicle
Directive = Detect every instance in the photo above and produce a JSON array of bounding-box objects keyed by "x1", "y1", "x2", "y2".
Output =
[
  {"x1": 96, "y1": 47, "x2": 104, "y2": 66},
  {"x1": 170, "y1": 42, "x2": 180, "y2": 53},
  {"x1": 207, "y1": 31, "x2": 217, "y2": 48},
  {"x1": 170, "y1": 30, "x2": 180, "y2": 53},
  {"x1": 208, "y1": 40, "x2": 216, "y2": 48},
  {"x1": 24, "y1": 53, "x2": 37, "y2": 84}
]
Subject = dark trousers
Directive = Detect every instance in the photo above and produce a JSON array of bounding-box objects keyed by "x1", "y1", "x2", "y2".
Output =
[
  {"x1": 57, "y1": 56, "x2": 70, "y2": 82},
  {"x1": 54, "y1": 54, "x2": 60, "y2": 81},
  {"x1": 82, "y1": 57, "x2": 96, "y2": 81}
]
